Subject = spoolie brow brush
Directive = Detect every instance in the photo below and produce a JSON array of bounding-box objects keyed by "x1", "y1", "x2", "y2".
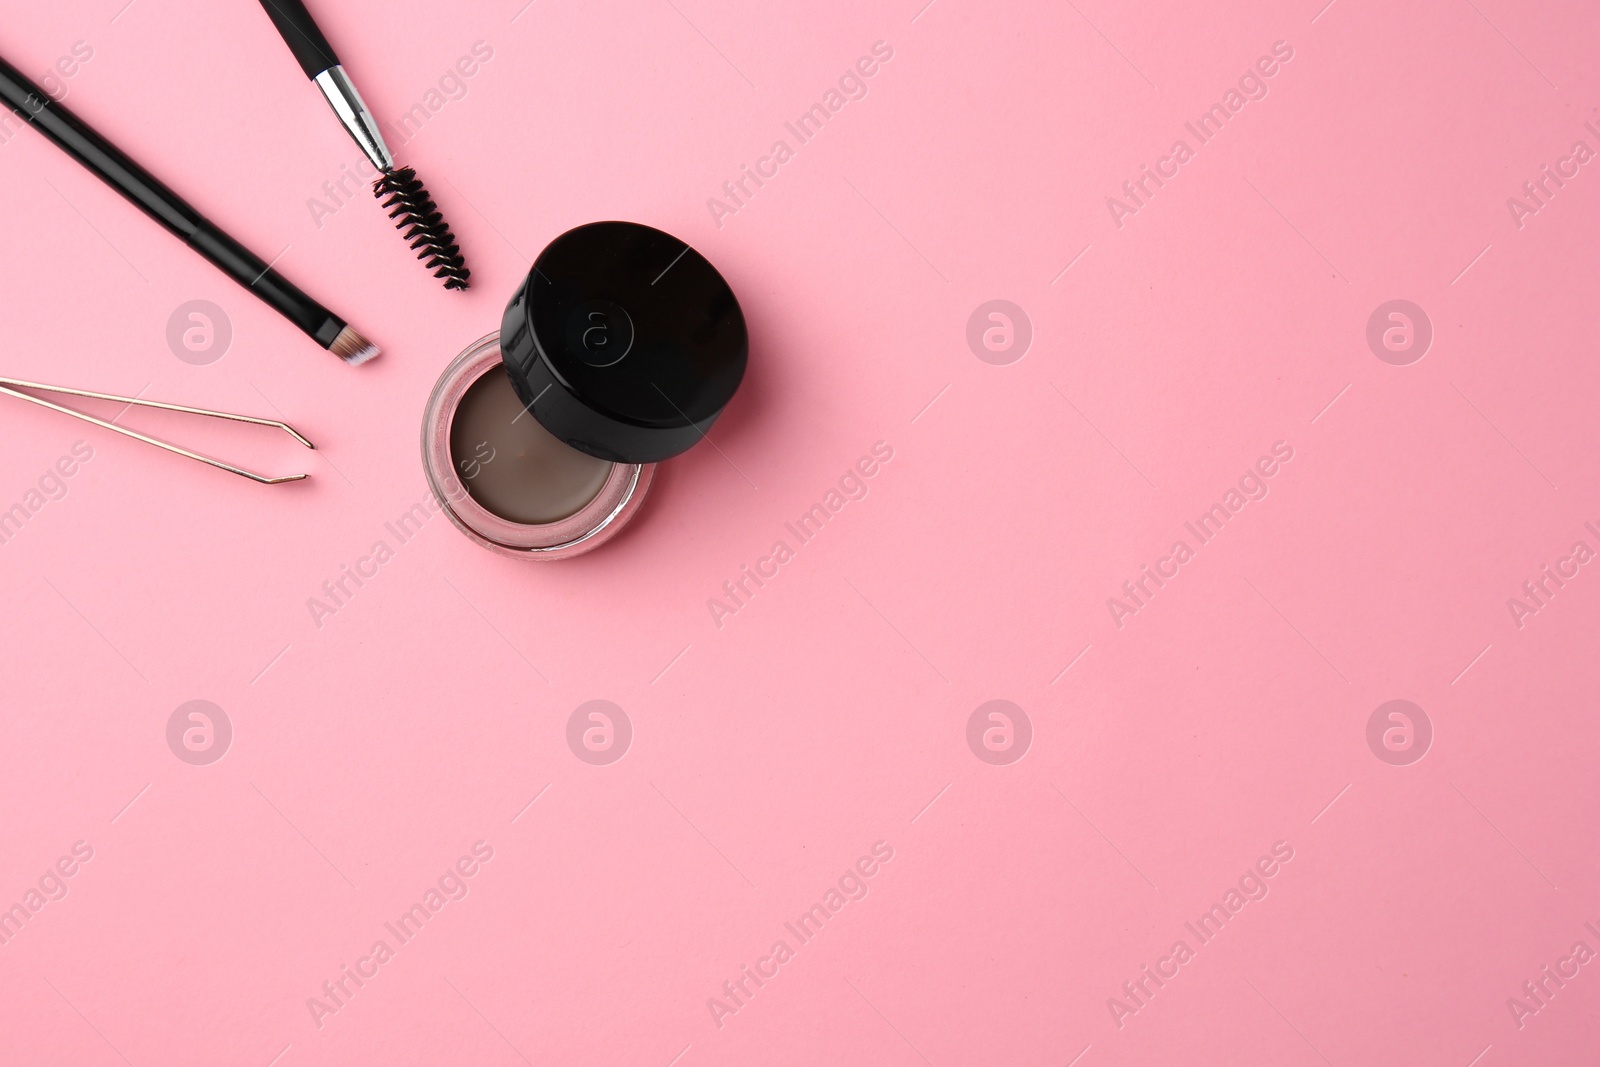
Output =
[{"x1": 257, "y1": 0, "x2": 471, "y2": 291}]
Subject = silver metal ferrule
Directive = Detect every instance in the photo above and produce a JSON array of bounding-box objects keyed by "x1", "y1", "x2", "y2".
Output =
[{"x1": 314, "y1": 65, "x2": 394, "y2": 174}]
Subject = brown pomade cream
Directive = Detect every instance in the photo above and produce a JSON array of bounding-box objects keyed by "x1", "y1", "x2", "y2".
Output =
[{"x1": 448, "y1": 368, "x2": 613, "y2": 525}]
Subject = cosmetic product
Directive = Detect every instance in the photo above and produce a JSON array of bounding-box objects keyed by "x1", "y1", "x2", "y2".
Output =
[
  {"x1": 257, "y1": 0, "x2": 470, "y2": 290},
  {"x1": 0, "y1": 378, "x2": 313, "y2": 484},
  {"x1": 422, "y1": 221, "x2": 746, "y2": 559},
  {"x1": 0, "y1": 54, "x2": 377, "y2": 366}
]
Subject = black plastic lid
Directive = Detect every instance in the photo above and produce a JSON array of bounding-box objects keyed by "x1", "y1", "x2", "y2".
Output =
[{"x1": 499, "y1": 221, "x2": 748, "y2": 464}]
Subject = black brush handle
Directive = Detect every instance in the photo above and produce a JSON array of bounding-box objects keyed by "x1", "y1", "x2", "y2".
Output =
[
  {"x1": 0, "y1": 54, "x2": 348, "y2": 349},
  {"x1": 258, "y1": 0, "x2": 341, "y2": 79}
]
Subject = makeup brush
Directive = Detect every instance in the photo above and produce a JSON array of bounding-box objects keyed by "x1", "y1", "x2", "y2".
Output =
[
  {"x1": 0, "y1": 54, "x2": 378, "y2": 366},
  {"x1": 257, "y1": 0, "x2": 470, "y2": 291}
]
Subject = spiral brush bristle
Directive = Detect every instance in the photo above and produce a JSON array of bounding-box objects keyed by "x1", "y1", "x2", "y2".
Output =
[{"x1": 374, "y1": 166, "x2": 470, "y2": 291}]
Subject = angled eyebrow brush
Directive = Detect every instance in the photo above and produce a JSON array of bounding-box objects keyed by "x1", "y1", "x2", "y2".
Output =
[
  {"x1": 0, "y1": 53, "x2": 378, "y2": 367},
  {"x1": 257, "y1": 0, "x2": 471, "y2": 291}
]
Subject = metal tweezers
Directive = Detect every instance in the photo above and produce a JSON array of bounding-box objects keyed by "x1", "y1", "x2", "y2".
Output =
[{"x1": 0, "y1": 377, "x2": 314, "y2": 484}]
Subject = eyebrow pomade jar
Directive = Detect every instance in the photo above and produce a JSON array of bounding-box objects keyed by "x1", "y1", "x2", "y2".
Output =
[{"x1": 422, "y1": 221, "x2": 748, "y2": 559}]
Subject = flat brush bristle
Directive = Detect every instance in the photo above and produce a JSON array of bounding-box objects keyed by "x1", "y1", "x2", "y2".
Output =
[
  {"x1": 330, "y1": 325, "x2": 380, "y2": 366},
  {"x1": 374, "y1": 166, "x2": 470, "y2": 291}
]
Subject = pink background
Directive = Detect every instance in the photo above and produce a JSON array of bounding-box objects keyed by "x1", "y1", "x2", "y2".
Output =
[{"x1": 2, "y1": 0, "x2": 1599, "y2": 1063}]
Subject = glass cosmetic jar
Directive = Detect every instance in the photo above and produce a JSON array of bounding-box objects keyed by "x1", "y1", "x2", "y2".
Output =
[
  {"x1": 420, "y1": 221, "x2": 747, "y2": 560},
  {"x1": 422, "y1": 333, "x2": 655, "y2": 559}
]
